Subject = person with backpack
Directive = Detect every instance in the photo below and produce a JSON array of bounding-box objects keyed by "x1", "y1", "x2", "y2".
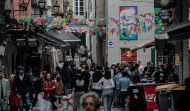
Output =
[
  {"x1": 71, "y1": 70, "x2": 86, "y2": 111},
  {"x1": 127, "y1": 75, "x2": 147, "y2": 111},
  {"x1": 168, "y1": 68, "x2": 178, "y2": 83}
]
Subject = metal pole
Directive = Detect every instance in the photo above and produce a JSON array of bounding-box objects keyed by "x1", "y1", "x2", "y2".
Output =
[{"x1": 106, "y1": 0, "x2": 108, "y2": 66}]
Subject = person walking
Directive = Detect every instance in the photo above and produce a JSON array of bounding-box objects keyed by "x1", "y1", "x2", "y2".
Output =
[
  {"x1": 62, "y1": 62, "x2": 74, "y2": 95},
  {"x1": 98, "y1": 71, "x2": 114, "y2": 111},
  {"x1": 81, "y1": 66, "x2": 91, "y2": 93},
  {"x1": 13, "y1": 66, "x2": 32, "y2": 111},
  {"x1": 119, "y1": 71, "x2": 131, "y2": 111},
  {"x1": 89, "y1": 66, "x2": 103, "y2": 98},
  {"x1": 71, "y1": 48, "x2": 76, "y2": 61},
  {"x1": 0, "y1": 70, "x2": 10, "y2": 111},
  {"x1": 33, "y1": 71, "x2": 45, "y2": 106},
  {"x1": 71, "y1": 70, "x2": 86, "y2": 111},
  {"x1": 43, "y1": 73, "x2": 56, "y2": 110},
  {"x1": 9, "y1": 74, "x2": 19, "y2": 111},
  {"x1": 115, "y1": 68, "x2": 123, "y2": 108},
  {"x1": 127, "y1": 75, "x2": 147, "y2": 111}
]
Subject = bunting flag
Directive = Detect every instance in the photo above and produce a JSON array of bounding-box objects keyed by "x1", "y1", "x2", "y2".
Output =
[{"x1": 15, "y1": 12, "x2": 162, "y2": 36}]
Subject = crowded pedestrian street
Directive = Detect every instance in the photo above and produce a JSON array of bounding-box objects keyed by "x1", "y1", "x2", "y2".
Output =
[{"x1": 1, "y1": 0, "x2": 190, "y2": 111}]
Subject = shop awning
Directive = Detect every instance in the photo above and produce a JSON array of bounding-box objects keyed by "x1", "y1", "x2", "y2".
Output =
[
  {"x1": 47, "y1": 29, "x2": 81, "y2": 42},
  {"x1": 155, "y1": 21, "x2": 190, "y2": 40},
  {"x1": 131, "y1": 40, "x2": 155, "y2": 51},
  {"x1": 36, "y1": 32, "x2": 70, "y2": 48}
]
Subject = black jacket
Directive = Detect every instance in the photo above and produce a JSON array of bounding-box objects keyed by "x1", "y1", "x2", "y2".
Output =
[
  {"x1": 13, "y1": 73, "x2": 33, "y2": 96},
  {"x1": 62, "y1": 67, "x2": 74, "y2": 83},
  {"x1": 34, "y1": 77, "x2": 44, "y2": 94},
  {"x1": 92, "y1": 71, "x2": 103, "y2": 82},
  {"x1": 81, "y1": 71, "x2": 91, "y2": 91}
]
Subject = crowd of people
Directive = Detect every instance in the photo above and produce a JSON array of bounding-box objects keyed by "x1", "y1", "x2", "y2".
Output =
[{"x1": 0, "y1": 59, "x2": 189, "y2": 111}]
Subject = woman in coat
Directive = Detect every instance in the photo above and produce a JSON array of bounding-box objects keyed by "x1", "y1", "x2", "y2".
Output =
[
  {"x1": 9, "y1": 74, "x2": 19, "y2": 111},
  {"x1": 43, "y1": 73, "x2": 56, "y2": 110}
]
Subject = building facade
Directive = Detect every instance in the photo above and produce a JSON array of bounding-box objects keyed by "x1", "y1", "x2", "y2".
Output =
[{"x1": 107, "y1": 0, "x2": 155, "y2": 67}]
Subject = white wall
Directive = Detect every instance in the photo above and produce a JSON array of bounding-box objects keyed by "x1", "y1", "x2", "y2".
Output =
[{"x1": 107, "y1": 0, "x2": 154, "y2": 67}]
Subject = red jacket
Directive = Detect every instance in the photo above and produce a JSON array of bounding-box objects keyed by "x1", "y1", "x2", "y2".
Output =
[
  {"x1": 43, "y1": 80, "x2": 56, "y2": 99},
  {"x1": 9, "y1": 80, "x2": 19, "y2": 106}
]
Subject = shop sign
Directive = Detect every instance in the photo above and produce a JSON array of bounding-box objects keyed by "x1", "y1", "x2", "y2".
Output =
[
  {"x1": 175, "y1": 54, "x2": 179, "y2": 66},
  {"x1": 121, "y1": 49, "x2": 137, "y2": 61}
]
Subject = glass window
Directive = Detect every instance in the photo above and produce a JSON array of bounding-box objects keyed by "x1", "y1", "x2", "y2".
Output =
[{"x1": 74, "y1": 0, "x2": 84, "y2": 16}]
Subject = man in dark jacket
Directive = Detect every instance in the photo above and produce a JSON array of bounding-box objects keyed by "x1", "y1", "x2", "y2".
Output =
[
  {"x1": 62, "y1": 62, "x2": 74, "y2": 95},
  {"x1": 13, "y1": 66, "x2": 33, "y2": 111}
]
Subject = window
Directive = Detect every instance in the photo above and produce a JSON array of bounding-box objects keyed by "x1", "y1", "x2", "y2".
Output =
[{"x1": 74, "y1": 0, "x2": 84, "y2": 17}]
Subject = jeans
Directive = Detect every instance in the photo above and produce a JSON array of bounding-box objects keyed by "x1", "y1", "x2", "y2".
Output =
[
  {"x1": 92, "y1": 89, "x2": 102, "y2": 98},
  {"x1": 102, "y1": 88, "x2": 113, "y2": 111},
  {"x1": 64, "y1": 83, "x2": 71, "y2": 95},
  {"x1": 120, "y1": 91, "x2": 128, "y2": 110},
  {"x1": 115, "y1": 89, "x2": 120, "y2": 107},
  {"x1": 73, "y1": 91, "x2": 85, "y2": 111},
  {"x1": 10, "y1": 106, "x2": 18, "y2": 111},
  {"x1": 19, "y1": 95, "x2": 30, "y2": 111},
  {"x1": 0, "y1": 99, "x2": 8, "y2": 110}
]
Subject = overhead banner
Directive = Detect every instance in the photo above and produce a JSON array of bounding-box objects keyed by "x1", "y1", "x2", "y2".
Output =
[{"x1": 120, "y1": 6, "x2": 138, "y2": 40}]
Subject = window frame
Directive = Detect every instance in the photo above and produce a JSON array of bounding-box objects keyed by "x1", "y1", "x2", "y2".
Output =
[{"x1": 73, "y1": 0, "x2": 84, "y2": 18}]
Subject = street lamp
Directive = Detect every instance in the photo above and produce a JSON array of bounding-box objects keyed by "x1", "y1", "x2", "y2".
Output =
[
  {"x1": 53, "y1": 1, "x2": 60, "y2": 17},
  {"x1": 0, "y1": 0, "x2": 5, "y2": 9},
  {"x1": 38, "y1": 0, "x2": 46, "y2": 17},
  {"x1": 38, "y1": 0, "x2": 46, "y2": 9}
]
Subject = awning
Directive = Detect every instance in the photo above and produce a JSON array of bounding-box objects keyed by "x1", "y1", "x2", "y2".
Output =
[
  {"x1": 155, "y1": 21, "x2": 190, "y2": 40},
  {"x1": 47, "y1": 29, "x2": 81, "y2": 42},
  {"x1": 36, "y1": 32, "x2": 70, "y2": 48},
  {"x1": 131, "y1": 40, "x2": 155, "y2": 51}
]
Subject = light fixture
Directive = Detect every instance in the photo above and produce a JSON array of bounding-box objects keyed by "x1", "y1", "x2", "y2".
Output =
[
  {"x1": 28, "y1": 39, "x2": 37, "y2": 47},
  {"x1": 19, "y1": 0, "x2": 31, "y2": 10},
  {"x1": 0, "y1": 0, "x2": 6, "y2": 8},
  {"x1": 16, "y1": 39, "x2": 25, "y2": 47},
  {"x1": 38, "y1": 0, "x2": 46, "y2": 9},
  {"x1": 53, "y1": 1, "x2": 60, "y2": 14}
]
